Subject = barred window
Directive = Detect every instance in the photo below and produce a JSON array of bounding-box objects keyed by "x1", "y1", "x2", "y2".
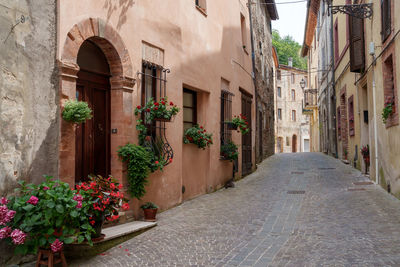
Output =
[{"x1": 221, "y1": 90, "x2": 233, "y2": 146}]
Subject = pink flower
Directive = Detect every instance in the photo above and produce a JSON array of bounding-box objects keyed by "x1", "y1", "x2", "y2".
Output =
[
  {"x1": 43, "y1": 187, "x2": 49, "y2": 191},
  {"x1": 0, "y1": 206, "x2": 15, "y2": 225},
  {"x1": 73, "y1": 194, "x2": 83, "y2": 202},
  {"x1": 0, "y1": 226, "x2": 12, "y2": 239},
  {"x1": 76, "y1": 201, "x2": 82, "y2": 209},
  {"x1": 0, "y1": 197, "x2": 8, "y2": 205},
  {"x1": 5, "y1": 210, "x2": 15, "y2": 223},
  {"x1": 27, "y1": 196, "x2": 38, "y2": 205},
  {"x1": 50, "y1": 239, "x2": 63, "y2": 253},
  {"x1": 10, "y1": 229, "x2": 26, "y2": 245}
]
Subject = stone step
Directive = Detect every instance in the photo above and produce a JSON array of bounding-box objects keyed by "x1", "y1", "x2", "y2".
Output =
[{"x1": 102, "y1": 221, "x2": 157, "y2": 242}]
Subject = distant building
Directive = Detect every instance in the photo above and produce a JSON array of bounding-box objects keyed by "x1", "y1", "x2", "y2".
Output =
[{"x1": 274, "y1": 64, "x2": 310, "y2": 153}]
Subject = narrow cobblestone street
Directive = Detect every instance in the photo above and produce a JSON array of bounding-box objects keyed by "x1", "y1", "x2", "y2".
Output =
[{"x1": 71, "y1": 153, "x2": 400, "y2": 266}]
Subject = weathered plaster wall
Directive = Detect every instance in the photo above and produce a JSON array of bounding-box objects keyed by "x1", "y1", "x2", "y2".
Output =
[
  {"x1": 0, "y1": 1, "x2": 58, "y2": 195},
  {"x1": 0, "y1": 0, "x2": 58, "y2": 264}
]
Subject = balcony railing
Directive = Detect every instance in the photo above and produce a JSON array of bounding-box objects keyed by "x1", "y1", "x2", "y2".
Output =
[{"x1": 302, "y1": 89, "x2": 318, "y2": 114}]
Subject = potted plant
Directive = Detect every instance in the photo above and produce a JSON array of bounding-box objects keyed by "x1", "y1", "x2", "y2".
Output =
[
  {"x1": 76, "y1": 175, "x2": 129, "y2": 240},
  {"x1": 62, "y1": 100, "x2": 92, "y2": 124},
  {"x1": 0, "y1": 176, "x2": 95, "y2": 259},
  {"x1": 231, "y1": 114, "x2": 249, "y2": 135},
  {"x1": 382, "y1": 99, "x2": 394, "y2": 124},
  {"x1": 220, "y1": 141, "x2": 239, "y2": 161},
  {"x1": 140, "y1": 202, "x2": 158, "y2": 222},
  {"x1": 183, "y1": 125, "x2": 213, "y2": 149},
  {"x1": 360, "y1": 145, "x2": 370, "y2": 174},
  {"x1": 135, "y1": 97, "x2": 180, "y2": 123}
]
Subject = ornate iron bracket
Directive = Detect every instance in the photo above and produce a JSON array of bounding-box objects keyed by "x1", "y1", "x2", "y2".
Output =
[{"x1": 329, "y1": 3, "x2": 373, "y2": 19}]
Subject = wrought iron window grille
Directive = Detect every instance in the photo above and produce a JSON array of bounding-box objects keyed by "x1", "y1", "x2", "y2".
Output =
[
  {"x1": 220, "y1": 89, "x2": 234, "y2": 150},
  {"x1": 329, "y1": 3, "x2": 373, "y2": 19},
  {"x1": 137, "y1": 61, "x2": 173, "y2": 166}
]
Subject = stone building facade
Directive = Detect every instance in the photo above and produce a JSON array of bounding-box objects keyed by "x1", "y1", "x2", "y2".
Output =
[
  {"x1": 248, "y1": 0, "x2": 278, "y2": 163},
  {"x1": 274, "y1": 65, "x2": 310, "y2": 153}
]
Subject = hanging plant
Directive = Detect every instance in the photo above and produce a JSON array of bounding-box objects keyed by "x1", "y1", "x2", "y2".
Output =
[
  {"x1": 62, "y1": 100, "x2": 92, "y2": 124},
  {"x1": 231, "y1": 114, "x2": 249, "y2": 135},
  {"x1": 183, "y1": 125, "x2": 213, "y2": 149},
  {"x1": 220, "y1": 141, "x2": 239, "y2": 161},
  {"x1": 382, "y1": 103, "x2": 393, "y2": 124},
  {"x1": 135, "y1": 97, "x2": 180, "y2": 123},
  {"x1": 117, "y1": 144, "x2": 151, "y2": 199}
]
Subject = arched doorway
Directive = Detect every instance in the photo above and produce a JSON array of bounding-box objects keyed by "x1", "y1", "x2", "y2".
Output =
[
  {"x1": 75, "y1": 40, "x2": 111, "y2": 182},
  {"x1": 292, "y1": 134, "x2": 297, "y2": 153}
]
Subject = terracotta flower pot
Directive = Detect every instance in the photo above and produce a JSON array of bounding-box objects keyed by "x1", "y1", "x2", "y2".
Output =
[
  {"x1": 92, "y1": 215, "x2": 105, "y2": 239},
  {"x1": 143, "y1": 208, "x2": 158, "y2": 222}
]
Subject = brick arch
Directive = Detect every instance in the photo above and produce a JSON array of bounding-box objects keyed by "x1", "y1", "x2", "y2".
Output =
[
  {"x1": 61, "y1": 17, "x2": 132, "y2": 78},
  {"x1": 58, "y1": 18, "x2": 135, "y2": 186}
]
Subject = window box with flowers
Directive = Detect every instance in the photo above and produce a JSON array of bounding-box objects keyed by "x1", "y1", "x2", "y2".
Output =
[
  {"x1": 220, "y1": 141, "x2": 239, "y2": 161},
  {"x1": 183, "y1": 125, "x2": 213, "y2": 149},
  {"x1": 135, "y1": 97, "x2": 180, "y2": 123},
  {"x1": 228, "y1": 114, "x2": 249, "y2": 135}
]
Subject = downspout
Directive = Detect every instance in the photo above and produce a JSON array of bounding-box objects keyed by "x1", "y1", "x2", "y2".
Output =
[
  {"x1": 329, "y1": 0, "x2": 338, "y2": 157},
  {"x1": 247, "y1": 0, "x2": 259, "y2": 161},
  {"x1": 371, "y1": 62, "x2": 379, "y2": 184}
]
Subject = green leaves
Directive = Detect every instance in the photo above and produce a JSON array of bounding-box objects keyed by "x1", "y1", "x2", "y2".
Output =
[
  {"x1": 272, "y1": 30, "x2": 307, "y2": 70},
  {"x1": 62, "y1": 100, "x2": 93, "y2": 124},
  {"x1": 118, "y1": 143, "x2": 152, "y2": 199},
  {"x1": 56, "y1": 204, "x2": 64, "y2": 214}
]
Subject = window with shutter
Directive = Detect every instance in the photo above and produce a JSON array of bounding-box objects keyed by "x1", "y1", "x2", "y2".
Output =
[
  {"x1": 349, "y1": 15, "x2": 365, "y2": 73},
  {"x1": 348, "y1": 95, "x2": 355, "y2": 136},
  {"x1": 381, "y1": 0, "x2": 391, "y2": 42}
]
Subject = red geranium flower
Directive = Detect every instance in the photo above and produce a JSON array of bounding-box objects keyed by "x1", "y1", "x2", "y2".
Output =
[
  {"x1": 154, "y1": 107, "x2": 158, "y2": 110},
  {"x1": 155, "y1": 161, "x2": 159, "y2": 164},
  {"x1": 137, "y1": 105, "x2": 141, "y2": 109},
  {"x1": 170, "y1": 102, "x2": 174, "y2": 106},
  {"x1": 154, "y1": 102, "x2": 159, "y2": 106},
  {"x1": 146, "y1": 108, "x2": 151, "y2": 112},
  {"x1": 161, "y1": 101, "x2": 166, "y2": 105},
  {"x1": 122, "y1": 203, "x2": 130, "y2": 211},
  {"x1": 169, "y1": 158, "x2": 173, "y2": 163}
]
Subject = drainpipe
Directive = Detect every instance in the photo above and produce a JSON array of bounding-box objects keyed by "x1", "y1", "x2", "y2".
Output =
[
  {"x1": 371, "y1": 63, "x2": 379, "y2": 184},
  {"x1": 247, "y1": 0, "x2": 259, "y2": 161},
  {"x1": 329, "y1": 0, "x2": 338, "y2": 157}
]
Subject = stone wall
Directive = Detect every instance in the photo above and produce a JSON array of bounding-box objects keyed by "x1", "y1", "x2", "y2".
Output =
[
  {"x1": 250, "y1": 0, "x2": 276, "y2": 162},
  {"x1": 0, "y1": 0, "x2": 57, "y2": 263}
]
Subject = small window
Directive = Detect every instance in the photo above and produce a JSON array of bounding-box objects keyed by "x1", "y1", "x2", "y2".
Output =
[
  {"x1": 382, "y1": 55, "x2": 398, "y2": 127},
  {"x1": 240, "y1": 14, "x2": 247, "y2": 50},
  {"x1": 221, "y1": 89, "x2": 233, "y2": 146},
  {"x1": 348, "y1": 95, "x2": 355, "y2": 136},
  {"x1": 183, "y1": 89, "x2": 197, "y2": 131},
  {"x1": 337, "y1": 107, "x2": 341, "y2": 140},
  {"x1": 195, "y1": 0, "x2": 207, "y2": 13},
  {"x1": 381, "y1": 0, "x2": 391, "y2": 42},
  {"x1": 277, "y1": 70, "x2": 281, "y2": 80},
  {"x1": 291, "y1": 73, "x2": 295, "y2": 84},
  {"x1": 286, "y1": 136, "x2": 290, "y2": 146},
  {"x1": 291, "y1": 90, "x2": 296, "y2": 101},
  {"x1": 292, "y1": 110, "x2": 296, "y2": 121},
  {"x1": 277, "y1": 87, "x2": 281, "y2": 97},
  {"x1": 278, "y1": 108, "x2": 282, "y2": 120}
]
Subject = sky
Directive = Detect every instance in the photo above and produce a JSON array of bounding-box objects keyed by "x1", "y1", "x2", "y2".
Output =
[{"x1": 271, "y1": 0, "x2": 308, "y2": 44}]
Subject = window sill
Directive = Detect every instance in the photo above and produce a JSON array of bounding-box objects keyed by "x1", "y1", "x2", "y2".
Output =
[{"x1": 196, "y1": 6, "x2": 207, "y2": 17}]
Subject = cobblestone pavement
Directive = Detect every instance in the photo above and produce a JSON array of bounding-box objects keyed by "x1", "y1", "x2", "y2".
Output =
[{"x1": 70, "y1": 153, "x2": 400, "y2": 266}]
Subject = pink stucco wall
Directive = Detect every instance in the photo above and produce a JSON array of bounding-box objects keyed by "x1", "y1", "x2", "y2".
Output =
[{"x1": 57, "y1": 0, "x2": 256, "y2": 218}]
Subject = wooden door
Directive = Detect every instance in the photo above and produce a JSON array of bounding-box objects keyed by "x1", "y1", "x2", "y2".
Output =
[
  {"x1": 292, "y1": 135, "x2": 297, "y2": 153},
  {"x1": 75, "y1": 70, "x2": 110, "y2": 182},
  {"x1": 241, "y1": 92, "x2": 252, "y2": 176}
]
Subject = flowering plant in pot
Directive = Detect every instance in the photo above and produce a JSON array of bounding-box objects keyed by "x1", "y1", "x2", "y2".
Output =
[
  {"x1": 183, "y1": 125, "x2": 213, "y2": 149},
  {"x1": 76, "y1": 175, "x2": 129, "y2": 239},
  {"x1": 135, "y1": 97, "x2": 180, "y2": 123},
  {"x1": 220, "y1": 141, "x2": 239, "y2": 161},
  {"x1": 0, "y1": 176, "x2": 95, "y2": 256},
  {"x1": 140, "y1": 202, "x2": 158, "y2": 222},
  {"x1": 62, "y1": 100, "x2": 92, "y2": 124},
  {"x1": 231, "y1": 114, "x2": 249, "y2": 135}
]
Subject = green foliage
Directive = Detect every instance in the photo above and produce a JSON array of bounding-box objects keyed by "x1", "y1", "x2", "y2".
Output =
[
  {"x1": 183, "y1": 125, "x2": 213, "y2": 149},
  {"x1": 62, "y1": 100, "x2": 92, "y2": 124},
  {"x1": 140, "y1": 202, "x2": 158, "y2": 210},
  {"x1": 220, "y1": 141, "x2": 239, "y2": 161},
  {"x1": 4, "y1": 176, "x2": 94, "y2": 255},
  {"x1": 382, "y1": 103, "x2": 393, "y2": 124},
  {"x1": 117, "y1": 144, "x2": 151, "y2": 199},
  {"x1": 272, "y1": 29, "x2": 307, "y2": 70},
  {"x1": 232, "y1": 114, "x2": 249, "y2": 135}
]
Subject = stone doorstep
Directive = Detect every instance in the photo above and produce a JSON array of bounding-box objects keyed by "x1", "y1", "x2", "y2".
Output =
[{"x1": 101, "y1": 221, "x2": 157, "y2": 243}]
